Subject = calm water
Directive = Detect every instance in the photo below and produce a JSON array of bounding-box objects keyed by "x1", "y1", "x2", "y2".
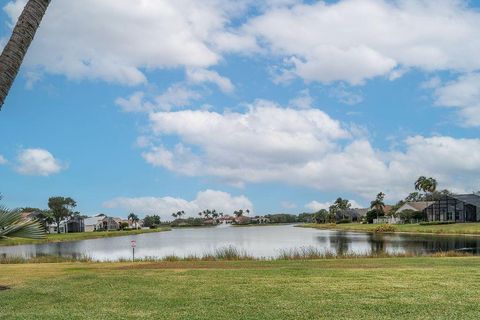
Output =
[{"x1": 1, "y1": 224, "x2": 480, "y2": 261}]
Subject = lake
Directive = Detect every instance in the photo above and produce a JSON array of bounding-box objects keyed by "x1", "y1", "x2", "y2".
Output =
[{"x1": 1, "y1": 224, "x2": 480, "y2": 261}]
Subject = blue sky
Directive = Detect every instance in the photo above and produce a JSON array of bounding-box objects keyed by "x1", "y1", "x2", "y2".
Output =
[{"x1": 1, "y1": 0, "x2": 480, "y2": 219}]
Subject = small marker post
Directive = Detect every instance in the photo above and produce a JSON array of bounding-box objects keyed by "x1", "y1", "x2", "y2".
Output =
[{"x1": 131, "y1": 240, "x2": 137, "y2": 262}]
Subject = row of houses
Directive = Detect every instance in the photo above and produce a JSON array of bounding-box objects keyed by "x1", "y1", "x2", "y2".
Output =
[
  {"x1": 364, "y1": 193, "x2": 480, "y2": 224},
  {"x1": 47, "y1": 214, "x2": 141, "y2": 234}
]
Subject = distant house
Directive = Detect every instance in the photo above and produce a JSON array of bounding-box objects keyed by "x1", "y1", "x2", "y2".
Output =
[
  {"x1": 234, "y1": 216, "x2": 251, "y2": 225},
  {"x1": 99, "y1": 216, "x2": 120, "y2": 231},
  {"x1": 397, "y1": 201, "x2": 435, "y2": 214},
  {"x1": 251, "y1": 216, "x2": 271, "y2": 224},
  {"x1": 337, "y1": 208, "x2": 369, "y2": 222},
  {"x1": 423, "y1": 194, "x2": 480, "y2": 222},
  {"x1": 84, "y1": 214, "x2": 120, "y2": 231},
  {"x1": 219, "y1": 215, "x2": 235, "y2": 224},
  {"x1": 84, "y1": 214, "x2": 106, "y2": 232},
  {"x1": 48, "y1": 216, "x2": 84, "y2": 233}
]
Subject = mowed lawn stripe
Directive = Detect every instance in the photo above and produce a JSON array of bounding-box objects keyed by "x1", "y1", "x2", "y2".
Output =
[{"x1": 1, "y1": 257, "x2": 480, "y2": 319}]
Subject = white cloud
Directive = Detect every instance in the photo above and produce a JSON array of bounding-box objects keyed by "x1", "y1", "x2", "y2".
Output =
[
  {"x1": 288, "y1": 89, "x2": 313, "y2": 109},
  {"x1": 138, "y1": 99, "x2": 480, "y2": 200},
  {"x1": 155, "y1": 85, "x2": 202, "y2": 111},
  {"x1": 305, "y1": 199, "x2": 363, "y2": 212},
  {"x1": 103, "y1": 189, "x2": 253, "y2": 220},
  {"x1": 280, "y1": 201, "x2": 297, "y2": 209},
  {"x1": 15, "y1": 148, "x2": 65, "y2": 176},
  {"x1": 244, "y1": 0, "x2": 480, "y2": 84},
  {"x1": 329, "y1": 84, "x2": 363, "y2": 106},
  {"x1": 4, "y1": 0, "x2": 252, "y2": 85},
  {"x1": 305, "y1": 201, "x2": 331, "y2": 212},
  {"x1": 115, "y1": 85, "x2": 202, "y2": 113},
  {"x1": 433, "y1": 73, "x2": 480, "y2": 127},
  {"x1": 0, "y1": 155, "x2": 7, "y2": 165},
  {"x1": 186, "y1": 68, "x2": 234, "y2": 93}
]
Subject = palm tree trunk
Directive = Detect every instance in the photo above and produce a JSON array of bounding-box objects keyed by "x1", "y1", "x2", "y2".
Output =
[{"x1": 0, "y1": 0, "x2": 51, "y2": 109}]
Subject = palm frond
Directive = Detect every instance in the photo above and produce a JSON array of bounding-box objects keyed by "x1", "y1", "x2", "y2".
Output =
[{"x1": 0, "y1": 208, "x2": 46, "y2": 240}]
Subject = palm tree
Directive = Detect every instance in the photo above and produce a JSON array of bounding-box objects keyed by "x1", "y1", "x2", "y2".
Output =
[
  {"x1": 234, "y1": 210, "x2": 244, "y2": 218},
  {"x1": 334, "y1": 197, "x2": 351, "y2": 219},
  {"x1": 370, "y1": 192, "x2": 386, "y2": 220},
  {"x1": 1, "y1": 206, "x2": 45, "y2": 240},
  {"x1": 127, "y1": 213, "x2": 139, "y2": 229},
  {"x1": 171, "y1": 213, "x2": 177, "y2": 219},
  {"x1": 415, "y1": 176, "x2": 438, "y2": 195},
  {"x1": 0, "y1": 0, "x2": 52, "y2": 109}
]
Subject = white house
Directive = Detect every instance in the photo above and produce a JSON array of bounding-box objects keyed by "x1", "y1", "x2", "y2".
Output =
[{"x1": 84, "y1": 214, "x2": 106, "y2": 232}]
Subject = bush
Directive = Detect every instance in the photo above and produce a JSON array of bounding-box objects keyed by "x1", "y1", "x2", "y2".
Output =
[
  {"x1": 419, "y1": 221, "x2": 456, "y2": 226},
  {"x1": 374, "y1": 224, "x2": 397, "y2": 232},
  {"x1": 170, "y1": 218, "x2": 205, "y2": 227},
  {"x1": 336, "y1": 219, "x2": 351, "y2": 224},
  {"x1": 365, "y1": 209, "x2": 382, "y2": 224}
]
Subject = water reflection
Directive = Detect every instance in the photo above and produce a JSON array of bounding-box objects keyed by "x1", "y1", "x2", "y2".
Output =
[{"x1": 1, "y1": 225, "x2": 479, "y2": 261}]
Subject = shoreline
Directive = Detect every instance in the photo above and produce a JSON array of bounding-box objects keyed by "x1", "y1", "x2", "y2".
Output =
[
  {"x1": 297, "y1": 223, "x2": 480, "y2": 237},
  {"x1": 0, "y1": 227, "x2": 171, "y2": 247}
]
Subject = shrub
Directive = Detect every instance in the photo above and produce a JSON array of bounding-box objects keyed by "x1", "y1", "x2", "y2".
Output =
[
  {"x1": 336, "y1": 219, "x2": 351, "y2": 224},
  {"x1": 419, "y1": 221, "x2": 456, "y2": 226},
  {"x1": 374, "y1": 224, "x2": 397, "y2": 232}
]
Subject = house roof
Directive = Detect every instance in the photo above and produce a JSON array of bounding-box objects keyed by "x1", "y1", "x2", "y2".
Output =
[
  {"x1": 451, "y1": 194, "x2": 480, "y2": 207},
  {"x1": 84, "y1": 217, "x2": 104, "y2": 225},
  {"x1": 400, "y1": 201, "x2": 435, "y2": 212}
]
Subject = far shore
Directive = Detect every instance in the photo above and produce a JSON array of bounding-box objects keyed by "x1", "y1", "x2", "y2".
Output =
[
  {"x1": 297, "y1": 222, "x2": 480, "y2": 236},
  {"x1": 0, "y1": 227, "x2": 171, "y2": 247}
]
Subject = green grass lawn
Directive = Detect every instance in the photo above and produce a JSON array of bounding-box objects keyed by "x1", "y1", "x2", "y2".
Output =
[
  {"x1": 0, "y1": 227, "x2": 171, "y2": 247},
  {"x1": 1, "y1": 257, "x2": 480, "y2": 319},
  {"x1": 299, "y1": 222, "x2": 480, "y2": 235}
]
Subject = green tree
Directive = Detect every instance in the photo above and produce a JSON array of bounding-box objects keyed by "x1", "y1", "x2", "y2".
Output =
[
  {"x1": 48, "y1": 197, "x2": 76, "y2": 234},
  {"x1": 334, "y1": 197, "x2": 351, "y2": 219},
  {"x1": 405, "y1": 192, "x2": 423, "y2": 202},
  {"x1": 370, "y1": 192, "x2": 386, "y2": 220},
  {"x1": 144, "y1": 215, "x2": 161, "y2": 228},
  {"x1": 0, "y1": 0, "x2": 51, "y2": 109},
  {"x1": 127, "y1": 213, "x2": 139, "y2": 229},
  {"x1": 415, "y1": 176, "x2": 437, "y2": 193},
  {"x1": 314, "y1": 209, "x2": 328, "y2": 224},
  {"x1": 234, "y1": 210, "x2": 244, "y2": 218}
]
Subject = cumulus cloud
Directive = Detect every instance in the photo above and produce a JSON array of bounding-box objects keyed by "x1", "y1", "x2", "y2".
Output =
[
  {"x1": 4, "y1": 0, "x2": 253, "y2": 85},
  {"x1": 329, "y1": 84, "x2": 364, "y2": 106},
  {"x1": 433, "y1": 73, "x2": 480, "y2": 127},
  {"x1": 103, "y1": 189, "x2": 253, "y2": 219},
  {"x1": 15, "y1": 148, "x2": 65, "y2": 176},
  {"x1": 305, "y1": 199, "x2": 363, "y2": 212},
  {"x1": 0, "y1": 155, "x2": 7, "y2": 165},
  {"x1": 8, "y1": 0, "x2": 480, "y2": 89},
  {"x1": 186, "y1": 68, "x2": 234, "y2": 93},
  {"x1": 244, "y1": 0, "x2": 480, "y2": 84},
  {"x1": 137, "y1": 99, "x2": 480, "y2": 200},
  {"x1": 115, "y1": 85, "x2": 202, "y2": 113}
]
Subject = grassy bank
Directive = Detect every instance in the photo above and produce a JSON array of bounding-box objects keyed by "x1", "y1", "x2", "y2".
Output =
[
  {"x1": 0, "y1": 227, "x2": 171, "y2": 247},
  {"x1": 299, "y1": 222, "x2": 480, "y2": 235},
  {"x1": 1, "y1": 257, "x2": 480, "y2": 319}
]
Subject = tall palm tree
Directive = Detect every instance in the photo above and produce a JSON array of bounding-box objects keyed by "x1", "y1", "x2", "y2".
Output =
[
  {"x1": 415, "y1": 176, "x2": 438, "y2": 193},
  {"x1": 127, "y1": 213, "x2": 139, "y2": 229},
  {"x1": 0, "y1": 206, "x2": 45, "y2": 240},
  {"x1": 0, "y1": 0, "x2": 51, "y2": 109},
  {"x1": 370, "y1": 192, "x2": 386, "y2": 220}
]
